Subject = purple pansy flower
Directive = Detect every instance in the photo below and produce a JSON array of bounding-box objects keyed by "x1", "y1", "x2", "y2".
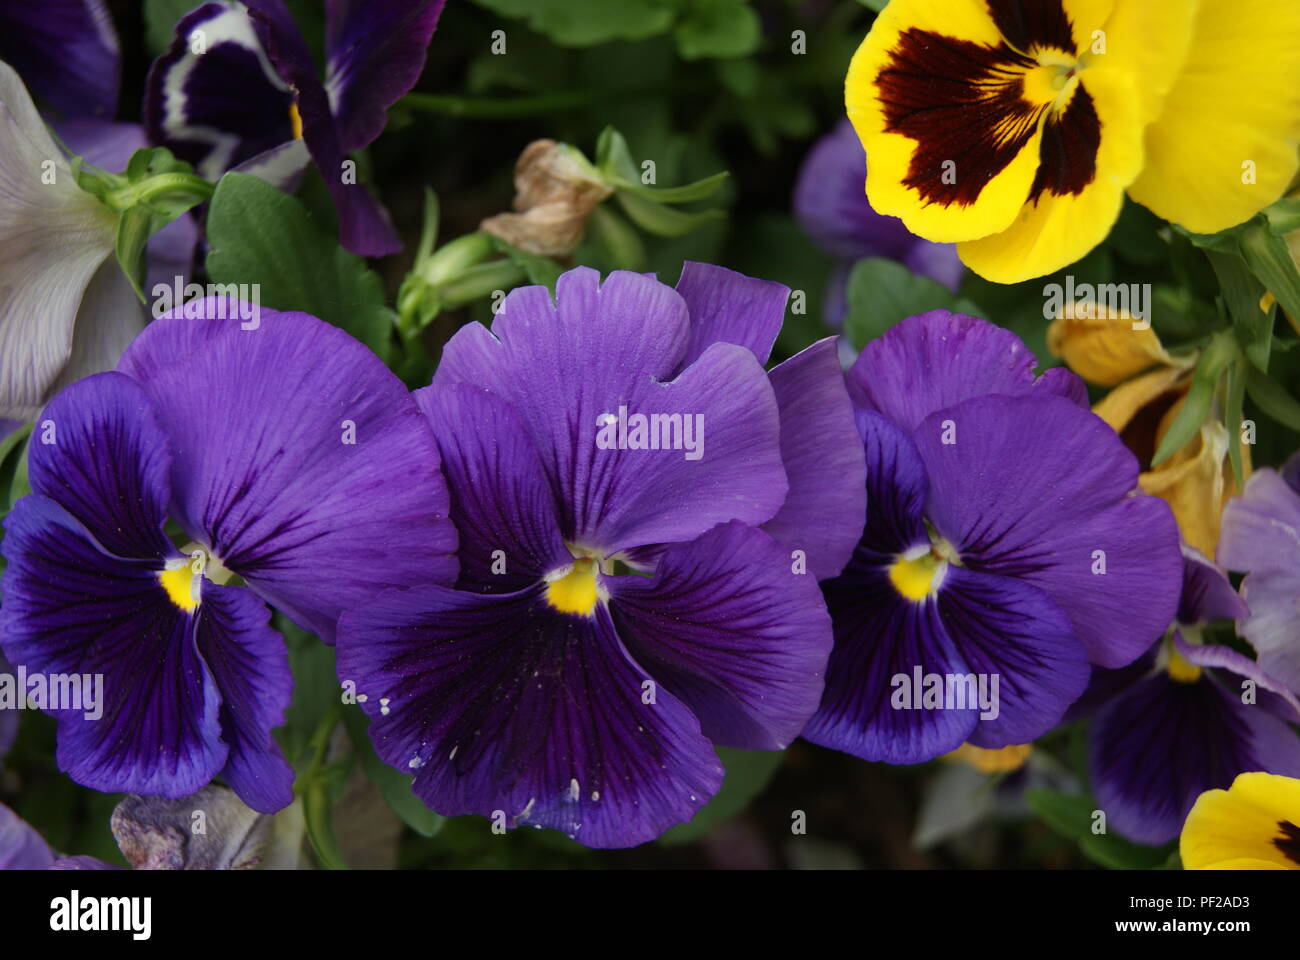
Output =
[
  {"x1": 337, "y1": 263, "x2": 866, "y2": 848},
  {"x1": 803, "y1": 311, "x2": 1183, "y2": 764},
  {"x1": 1218, "y1": 452, "x2": 1300, "y2": 697},
  {"x1": 0, "y1": 0, "x2": 119, "y2": 119},
  {"x1": 145, "y1": 0, "x2": 446, "y2": 256},
  {"x1": 0, "y1": 300, "x2": 457, "y2": 812},
  {"x1": 1088, "y1": 547, "x2": 1300, "y2": 845},
  {"x1": 794, "y1": 119, "x2": 964, "y2": 326}
]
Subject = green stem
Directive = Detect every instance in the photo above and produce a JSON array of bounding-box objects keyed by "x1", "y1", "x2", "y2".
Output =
[{"x1": 105, "y1": 172, "x2": 214, "y2": 212}]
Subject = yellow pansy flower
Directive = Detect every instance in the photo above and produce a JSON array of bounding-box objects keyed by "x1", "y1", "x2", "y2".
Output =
[
  {"x1": 1048, "y1": 307, "x2": 1242, "y2": 556},
  {"x1": 846, "y1": 0, "x2": 1300, "y2": 283},
  {"x1": 1181, "y1": 772, "x2": 1300, "y2": 869}
]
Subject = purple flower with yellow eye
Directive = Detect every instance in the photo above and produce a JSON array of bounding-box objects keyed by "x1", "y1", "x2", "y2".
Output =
[
  {"x1": 337, "y1": 263, "x2": 866, "y2": 848},
  {"x1": 803, "y1": 310, "x2": 1183, "y2": 764},
  {"x1": 1086, "y1": 548, "x2": 1300, "y2": 846},
  {"x1": 145, "y1": 0, "x2": 446, "y2": 256},
  {"x1": 794, "y1": 119, "x2": 963, "y2": 326},
  {"x1": 0, "y1": 300, "x2": 457, "y2": 812}
]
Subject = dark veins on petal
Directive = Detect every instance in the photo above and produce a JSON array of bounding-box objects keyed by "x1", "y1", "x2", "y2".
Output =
[
  {"x1": 1275, "y1": 821, "x2": 1300, "y2": 865},
  {"x1": 876, "y1": 0, "x2": 1099, "y2": 207}
]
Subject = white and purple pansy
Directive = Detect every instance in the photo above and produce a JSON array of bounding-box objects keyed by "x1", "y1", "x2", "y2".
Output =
[{"x1": 144, "y1": 0, "x2": 446, "y2": 256}]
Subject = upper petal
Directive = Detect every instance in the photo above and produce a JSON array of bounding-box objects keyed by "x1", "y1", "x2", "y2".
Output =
[
  {"x1": 324, "y1": 0, "x2": 447, "y2": 153},
  {"x1": 434, "y1": 268, "x2": 788, "y2": 554},
  {"x1": 760, "y1": 338, "x2": 867, "y2": 580},
  {"x1": 673, "y1": 261, "x2": 789, "y2": 371},
  {"x1": 0, "y1": 0, "x2": 120, "y2": 118}
]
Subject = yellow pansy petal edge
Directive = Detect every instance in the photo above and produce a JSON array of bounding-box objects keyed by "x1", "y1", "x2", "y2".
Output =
[{"x1": 1181, "y1": 772, "x2": 1300, "y2": 870}]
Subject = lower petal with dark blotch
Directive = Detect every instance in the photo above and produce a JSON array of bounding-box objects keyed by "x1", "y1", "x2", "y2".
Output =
[
  {"x1": 938, "y1": 566, "x2": 1087, "y2": 748},
  {"x1": 917, "y1": 394, "x2": 1182, "y2": 668},
  {"x1": 195, "y1": 585, "x2": 294, "y2": 813},
  {"x1": 608, "y1": 521, "x2": 832, "y2": 751},
  {"x1": 805, "y1": 564, "x2": 976, "y2": 764},
  {"x1": 1092, "y1": 672, "x2": 1300, "y2": 845},
  {"x1": 336, "y1": 585, "x2": 724, "y2": 848},
  {"x1": 0, "y1": 497, "x2": 225, "y2": 798}
]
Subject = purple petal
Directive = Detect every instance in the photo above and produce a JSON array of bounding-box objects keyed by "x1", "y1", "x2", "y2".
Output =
[
  {"x1": 1217, "y1": 467, "x2": 1300, "y2": 694},
  {"x1": 0, "y1": 0, "x2": 119, "y2": 118},
  {"x1": 846, "y1": 311, "x2": 1064, "y2": 433},
  {"x1": 852, "y1": 409, "x2": 930, "y2": 557},
  {"x1": 195, "y1": 585, "x2": 294, "y2": 813},
  {"x1": 336, "y1": 585, "x2": 725, "y2": 848},
  {"x1": 229, "y1": 137, "x2": 311, "y2": 193},
  {"x1": 244, "y1": 0, "x2": 401, "y2": 255},
  {"x1": 433, "y1": 269, "x2": 788, "y2": 554},
  {"x1": 324, "y1": 0, "x2": 447, "y2": 153},
  {"x1": 902, "y1": 240, "x2": 965, "y2": 293},
  {"x1": 793, "y1": 119, "x2": 916, "y2": 262},
  {"x1": 414, "y1": 382, "x2": 570, "y2": 592},
  {"x1": 916, "y1": 394, "x2": 1183, "y2": 668},
  {"x1": 673, "y1": 261, "x2": 788, "y2": 370},
  {"x1": 1, "y1": 496, "x2": 226, "y2": 798},
  {"x1": 1176, "y1": 635, "x2": 1300, "y2": 725},
  {"x1": 26, "y1": 372, "x2": 173, "y2": 560},
  {"x1": 0, "y1": 650, "x2": 16, "y2": 758},
  {"x1": 0, "y1": 802, "x2": 55, "y2": 869},
  {"x1": 48, "y1": 855, "x2": 119, "y2": 870},
  {"x1": 1091, "y1": 671, "x2": 1300, "y2": 845},
  {"x1": 804, "y1": 566, "x2": 977, "y2": 764},
  {"x1": 607, "y1": 521, "x2": 832, "y2": 750},
  {"x1": 1178, "y1": 545, "x2": 1249, "y2": 626},
  {"x1": 143, "y1": 2, "x2": 296, "y2": 182},
  {"x1": 938, "y1": 566, "x2": 1088, "y2": 749},
  {"x1": 758, "y1": 338, "x2": 867, "y2": 579},
  {"x1": 1033, "y1": 366, "x2": 1090, "y2": 408},
  {"x1": 117, "y1": 299, "x2": 459, "y2": 642}
]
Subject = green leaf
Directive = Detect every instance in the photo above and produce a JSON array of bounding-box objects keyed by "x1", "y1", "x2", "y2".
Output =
[
  {"x1": 1245, "y1": 364, "x2": 1300, "y2": 433},
  {"x1": 487, "y1": 236, "x2": 564, "y2": 291},
  {"x1": 1240, "y1": 221, "x2": 1300, "y2": 334},
  {"x1": 610, "y1": 170, "x2": 729, "y2": 204},
  {"x1": 1208, "y1": 250, "x2": 1271, "y2": 372},
  {"x1": 615, "y1": 188, "x2": 725, "y2": 237},
  {"x1": 674, "y1": 0, "x2": 762, "y2": 61},
  {"x1": 469, "y1": 0, "x2": 676, "y2": 47},
  {"x1": 205, "y1": 173, "x2": 394, "y2": 362},
  {"x1": 1262, "y1": 196, "x2": 1300, "y2": 236},
  {"x1": 1151, "y1": 333, "x2": 1236, "y2": 467},
  {"x1": 595, "y1": 126, "x2": 640, "y2": 183},
  {"x1": 0, "y1": 423, "x2": 33, "y2": 515},
  {"x1": 1024, "y1": 788, "x2": 1095, "y2": 842},
  {"x1": 587, "y1": 204, "x2": 648, "y2": 271},
  {"x1": 1225, "y1": 356, "x2": 1246, "y2": 488},
  {"x1": 659, "y1": 748, "x2": 784, "y2": 844},
  {"x1": 856, "y1": 0, "x2": 891, "y2": 10},
  {"x1": 342, "y1": 708, "x2": 446, "y2": 839},
  {"x1": 1078, "y1": 831, "x2": 1173, "y2": 870},
  {"x1": 144, "y1": 0, "x2": 195, "y2": 55},
  {"x1": 845, "y1": 257, "x2": 984, "y2": 350}
]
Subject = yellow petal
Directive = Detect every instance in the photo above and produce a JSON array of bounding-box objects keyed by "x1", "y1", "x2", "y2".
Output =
[
  {"x1": 847, "y1": 0, "x2": 1046, "y2": 243},
  {"x1": 1127, "y1": 0, "x2": 1300, "y2": 233},
  {"x1": 1140, "y1": 416, "x2": 1240, "y2": 557},
  {"x1": 1092, "y1": 364, "x2": 1186, "y2": 433},
  {"x1": 1087, "y1": 0, "x2": 1198, "y2": 125},
  {"x1": 1046, "y1": 307, "x2": 1183, "y2": 387},
  {"x1": 1181, "y1": 772, "x2": 1300, "y2": 870},
  {"x1": 944, "y1": 742, "x2": 1033, "y2": 774},
  {"x1": 958, "y1": 66, "x2": 1144, "y2": 282}
]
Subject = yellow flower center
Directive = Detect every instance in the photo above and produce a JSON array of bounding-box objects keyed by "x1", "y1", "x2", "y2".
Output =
[
  {"x1": 888, "y1": 540, "x2": 957, "y2": 602},
  {"x1": 1167, "y1": 647, "x2": 1203, "y2": 684},
  {"x1": 289, "y1": 102, "x2": 304, "y2": 140},
  {"x1": 545, "y1": 556, "x2": 600, "y2": 617},
  {"x1": 158, "y1": 564, "x2": 201, "y2": 612}
]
